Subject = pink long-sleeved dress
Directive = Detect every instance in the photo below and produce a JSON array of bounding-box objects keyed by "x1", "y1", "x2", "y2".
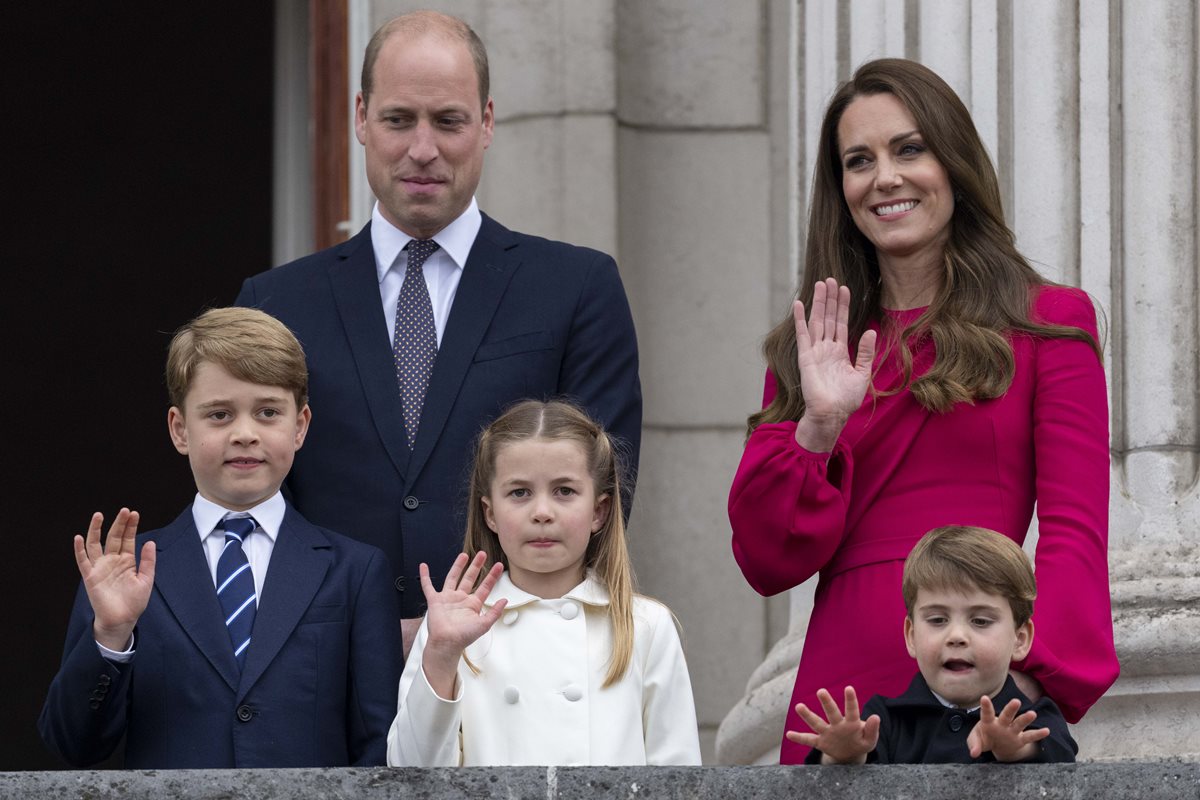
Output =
[{"x1": 729, "y1": 286, "x2": 1118, "y2": 764}]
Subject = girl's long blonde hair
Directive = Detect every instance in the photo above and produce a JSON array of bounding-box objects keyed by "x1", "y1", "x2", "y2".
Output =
[
  {"x1": 749, "y1": 58, "x2": 1101, "y2": 435},
  {"x1": 465, "y1": 399, "x2": 636, "y2": 687}
]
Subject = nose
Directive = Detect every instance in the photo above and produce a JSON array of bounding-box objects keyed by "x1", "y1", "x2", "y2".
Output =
[
  {"x1": 874, "y1": 157, "x2": 902, "y2": 191},
  {"x1": 945, "y1": 621, "x2": 969, "y2": 646},
  {"x1": 230, "y1": 417, "x2": 260, "y2": 445},
  {"x1": 530, "y1": 495, "x2": 553, "y2": 524},
  {"x1": 408, "y1": 120, "x2": 439, "y2": 165}
]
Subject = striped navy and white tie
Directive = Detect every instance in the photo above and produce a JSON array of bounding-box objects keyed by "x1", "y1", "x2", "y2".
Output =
[{"x1": 216, "y1": 516, "x2": 257, "y2": 670}]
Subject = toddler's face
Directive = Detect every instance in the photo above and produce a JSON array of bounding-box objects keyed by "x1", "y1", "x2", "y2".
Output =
[{"x1": 904, "y1": 585, "x2": 1032, "y2": 707}]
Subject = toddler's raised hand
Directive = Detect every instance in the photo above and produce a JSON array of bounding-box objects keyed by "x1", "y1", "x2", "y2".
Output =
[
  {"x1": 419, "y1": 552, "x2": 507, "y2": 698},
  {"x1": 785, "y1": 686, "x2": 879, "y2": 765},
  {"x1": 967, "y1": 694, "x2": 1050, "y2": 762}
]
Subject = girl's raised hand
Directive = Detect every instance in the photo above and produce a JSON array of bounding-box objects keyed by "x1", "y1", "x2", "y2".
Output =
[
  {"x1": 419, "y1": 552, "x2": 508, "y2": 699},
  {"x1": 793, "y1": 278, "x2": 877, "y2": 452},
  {"x1": 785, "y1": 686, "x2": 879, "y2": 765}
]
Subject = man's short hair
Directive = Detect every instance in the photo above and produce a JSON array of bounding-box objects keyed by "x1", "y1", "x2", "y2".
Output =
[
  {"x1": 360, "y1": 11, "x2": 489, "y2": 111},
  {"x1": 166, "y1": 307, "x2": 308, "y2": 410},
  {"x1": 902, "y1": 525, "x2": 1037, "y2": 626}
]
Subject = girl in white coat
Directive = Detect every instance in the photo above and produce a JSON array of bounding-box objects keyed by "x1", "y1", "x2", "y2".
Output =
[{"x1": 387, "y1": 400, "x2": 701, "y2": 766}]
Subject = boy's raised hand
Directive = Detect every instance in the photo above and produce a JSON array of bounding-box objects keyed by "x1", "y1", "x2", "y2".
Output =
[
  {"x1": 786, "y1": 686, "x2": 880, "y2": 765},
  {"x1": 967, "y1": 694, "x2": 1050, "y2": 761},
  {"x1": 74, "y1": 509, "x2": 155, "y2": 652},
  {"x1": 419, "y1": 551, "x2": 508, "y2": 699}
]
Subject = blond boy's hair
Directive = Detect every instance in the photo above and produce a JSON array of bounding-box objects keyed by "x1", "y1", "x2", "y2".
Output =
[
  {"x1": 902, "y1": 525, "x2": 1036, "y2": 626},
  {"x1": 166, "y1": 307, "x2": 308, "y2": 409}
]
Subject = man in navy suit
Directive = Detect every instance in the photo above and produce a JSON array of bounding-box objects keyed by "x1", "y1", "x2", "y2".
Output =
[
  {"x1": 236, "y1": 11, "x2": 641, "y2": 655},
  {"x1": 39, "y1": 308, "x2": 400, "y2": 767}
]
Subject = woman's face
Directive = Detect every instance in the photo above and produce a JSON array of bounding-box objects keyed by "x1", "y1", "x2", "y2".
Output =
[{"x1": 837, "y1": 92, "x2": 954, "y2": 269}]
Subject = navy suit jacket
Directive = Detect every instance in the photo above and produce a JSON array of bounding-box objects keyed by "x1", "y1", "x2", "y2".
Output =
[
  {"x1": 235, "y1": 215, "x2": 641, "y2": 616},
  {"x1": 38, "y1": 505, "x2": 401, "y2": 768}
]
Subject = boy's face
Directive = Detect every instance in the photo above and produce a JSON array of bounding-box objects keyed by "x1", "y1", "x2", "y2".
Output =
[
  {"x1": 168, "y1": 361, "x2": 310, "y2": 512},
  {"x1": 904, "y1": 585, "x2": 1033, "y2": 707}
]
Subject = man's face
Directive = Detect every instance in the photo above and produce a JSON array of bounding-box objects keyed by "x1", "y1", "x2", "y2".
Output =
[{"x1": 355, "y1": 31, "x2": 494, "y2": 239}]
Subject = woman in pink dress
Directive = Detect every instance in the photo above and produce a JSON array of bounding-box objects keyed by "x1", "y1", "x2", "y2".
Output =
[{"x1": 728, "y1": 59, "x2": 1118, "y2": 764}]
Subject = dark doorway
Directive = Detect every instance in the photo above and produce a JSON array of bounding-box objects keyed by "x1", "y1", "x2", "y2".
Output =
[{"x1": 4, "y1": 3, "x2": 274, "y2": 769}]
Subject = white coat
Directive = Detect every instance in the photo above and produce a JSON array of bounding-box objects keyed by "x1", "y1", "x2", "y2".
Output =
[{"x1": 386, "y1": 572, "x2": 701, "y2": 766}]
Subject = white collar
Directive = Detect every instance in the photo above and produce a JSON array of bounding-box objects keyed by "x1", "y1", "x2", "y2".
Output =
[
  {"x1": 485, "y1": 571, "x2": 612, "y2": 610},
  {"x1": 371, "y1": 197, "x2": 482, "y2": 283},
  {"x1": 191, "y1": 491, "x2": 285, "y2": 543}
]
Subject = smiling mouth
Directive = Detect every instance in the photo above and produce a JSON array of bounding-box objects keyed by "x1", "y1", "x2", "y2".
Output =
[
  {"x1": 873, "y1": 200, "x2": 918, "y2": 216},
  {"x1": 226, "y1": 458, "x2": 263, "y2": 467}
]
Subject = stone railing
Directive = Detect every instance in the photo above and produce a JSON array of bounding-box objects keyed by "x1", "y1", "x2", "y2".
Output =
[{"x1": 3, "y1": 761, "x2": 1198, "y2": 799}]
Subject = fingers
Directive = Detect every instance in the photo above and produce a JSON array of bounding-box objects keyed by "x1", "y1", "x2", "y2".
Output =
[
  {"x1": 862, "y1": 714, "x2": 881, "y2": 747},
  {"x1": 784, "y1": 730, "x2": 819, "y2": 747},
  {"x1": 966, "y1": 726, "x2": 983, "y2": 759},
  {"x1": 475, "y1": 561, "x2": 505, "y2": 600},
  {"x1": 821, "y1": 279, "x2": 839, "y2": 340},
  {"x1": 793, "y1": 301, "x2": 812, "y2": 358},
  {"x1": 815, "y1": 688, "x2": 844, "y2": 724},
  {"x1": 458, "y1": 550, "x2": 489, "y2": 592},
  {"x1": 441, "y1": 552, "x2": 469, "y2": 592},
  {"x1": 84, "y1": 512, "x2": 104, "y2": 563},
  {"x1": 855, "y1": 329, "x2": 877, "y2": 374},
  {"x1": 138, "y1": 540, "x2": 157, "y2": 583},
  {"x1": 997, "y1": 698, "x2": 1023, "y2": 725},
  {"x1": 835, "y1": 284, "x2": 852, "y2": 344},
  {"x1": 842, "y1": 685, "x2": 861, "y2": 722},
  {"x1": 480, "y1": 597, "x2": 508, "y2": 629},
  {"x1": 979, "y1": 693, "x2": 996, "y2": 724},
  {"x1": 793, "y1": 702, "x2": 829, "y2": 733},
  {"x1": 73, "y1": 535, "x2": 90, "y2": 579},
  {"x1": 809, "y1": 281, "x2": 828, "y2": 342},
  {"x1": 106, "y1": 508, "x2": 134, "y2": 556},
  {"x1": 1020, "y1": 726, "x2": 1051, "y2": 744}
]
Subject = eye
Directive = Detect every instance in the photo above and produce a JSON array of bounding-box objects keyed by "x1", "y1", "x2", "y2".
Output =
[
  {"x1": 898, "y1": 141, "x2": 926, "y2": 157},
  {"x1": 438, "y1": 115, "x2": 465, "y2": 128},
  {"x1": 508, "y1": 488, "x2": 530, "y2": 499},
  {"x1": 259, "y1": 408, "x2": 281, "y2": 419},
  {"x1": 208, "y1": 410, "x2": 230, "y2": 421},
  {"x1": 555, "y1": 486, "x2": 577, "y2": 497},
  {"x1": 925, "y1": 615, "x2": 947, "y2": 626},
  {"x1": 971, "y1": 617, "x2": 995, "y2": 628},
  {"x1": 844, "y1": 154, "x2": 870, "y2": 171}
]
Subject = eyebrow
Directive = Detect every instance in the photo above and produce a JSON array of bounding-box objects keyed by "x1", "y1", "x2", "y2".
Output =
[
  {"x1": 842, "y1": 129, "x2": 922, "y2": 158},
  {"x1": 194, "y1": 396, "x2": 286, "y2": 410}
]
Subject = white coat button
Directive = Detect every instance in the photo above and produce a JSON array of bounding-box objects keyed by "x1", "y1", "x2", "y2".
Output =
[
  {"x1": 504, "y1": 686, "x2": 520, "y2": 704},
  {"x1": 502, "y1": 610, "x2": 519, "y2": 625},
  {"x1": 560, "y1": 602, "x2": 579, "y2": 620},
  {"x1": 563, "y1": 684, "x2": 583, "y2": 702}
]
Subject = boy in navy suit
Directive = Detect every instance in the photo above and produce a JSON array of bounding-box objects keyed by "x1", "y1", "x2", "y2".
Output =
[
  {"x1": 39, "y1": 307, "x2": 401, "y2": 768},
  {"x1": 789, "y1": 526, "x2": 1077, "y2": 764}
]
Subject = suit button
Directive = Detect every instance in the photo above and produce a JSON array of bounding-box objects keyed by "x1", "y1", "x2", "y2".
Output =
[
  {"x1": 403, "y1": 496, "x2": 419, "y2": 510},
  {"x1": 560, "y1": 602, "x2": 579, "y2": 620},
  {"x1": 90, "y1": 691, "x2": 105, "y2": 701},
  {"x1": 98, "y1": 674, "x2": 112, "y2": 686},
  {"x1": 502, "y1": 610, "x2": 519, "y2": 625},
  {"x1": 504, "y1": 686, "x2": 520, "y2": 704},
  {"x1": 394, "y1": 576, "x2": 405, "y2": 592},
  {"x1": 563, "y1": 685, "x2": 583, "y2": 702},
  {"x1": 236, "y1": 705, "x2": 254, "y2": 723},
  {"x1": 89, "y1": 700, "x2": 101, "y2": 710},
  {"x1": 948, "y1": 714, "x2": 964, "y2": 732}
]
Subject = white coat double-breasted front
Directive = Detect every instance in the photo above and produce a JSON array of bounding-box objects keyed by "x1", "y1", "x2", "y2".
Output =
[{"x1": 386, "y1": 572, "x2": 701, "y2": 766}]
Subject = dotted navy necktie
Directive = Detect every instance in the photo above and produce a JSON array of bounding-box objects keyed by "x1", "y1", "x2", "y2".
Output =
[
  {"x1": 216, "y1": 516, "x2": 257, "y2": 670},
  {"x1": 394, "y1": 239, "x2": 440, "y2": 448}
]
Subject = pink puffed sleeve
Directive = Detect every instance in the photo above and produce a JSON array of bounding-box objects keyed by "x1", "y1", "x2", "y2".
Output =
[
  {"x1": 729, "y1": 371, "x2": 854, "y2": 596},
  {"x1": 1012, "y1": 287, "x2": 1119, "y2": 722}
]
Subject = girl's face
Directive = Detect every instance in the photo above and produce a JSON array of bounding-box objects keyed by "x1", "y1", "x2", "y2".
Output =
[
  {"x1": 481, "y1": 437, "x2": 611, "y2": 599},
  {"x1": 837, "y1": 92, "x2": 954, "y2": 273}
]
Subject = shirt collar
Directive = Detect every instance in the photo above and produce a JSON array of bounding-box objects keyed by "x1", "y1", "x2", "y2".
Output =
[
  {"x1": 191, "y1": 491, "x2": 285, "y2": 543},
  {"x1": 485, "y1": 570, "x2": 611, "y2": 610},
  {"x1": 371, "y1": 197, "x2": 481, "y2": 283}
]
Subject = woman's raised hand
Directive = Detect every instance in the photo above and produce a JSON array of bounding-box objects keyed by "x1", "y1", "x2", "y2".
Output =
[
  {"x1": 793, "y1": 278, "x2": 877, "y2": 451},
  {"x1": 418, "y1": 551, "x2": 507, "y2": 699}
]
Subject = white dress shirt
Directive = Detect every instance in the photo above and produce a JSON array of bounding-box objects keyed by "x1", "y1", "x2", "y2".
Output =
[
  {"x1": 373, "y1": 198, "x2": 482, "y2": 347},
  {"x1": 97, "y1": 492, "x2": 286, "y2": 660},
  {"x1": 387, "y1": 572, "x2": 702, "y2": 766}
]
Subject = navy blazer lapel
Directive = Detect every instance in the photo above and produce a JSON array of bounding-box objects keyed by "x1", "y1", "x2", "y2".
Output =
[
  {"x1": 236, "y1": 506, "x2": 330, "y2": 700},
  {"x1": 407, "y1": 215, "x2": 520, "y2": 482},
  {"x1": 327, "y1": 224, "x2": 411, "y2": 480},
  {"x1": 151, "y1": 509, "x2": 240, "y2": 692}
]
